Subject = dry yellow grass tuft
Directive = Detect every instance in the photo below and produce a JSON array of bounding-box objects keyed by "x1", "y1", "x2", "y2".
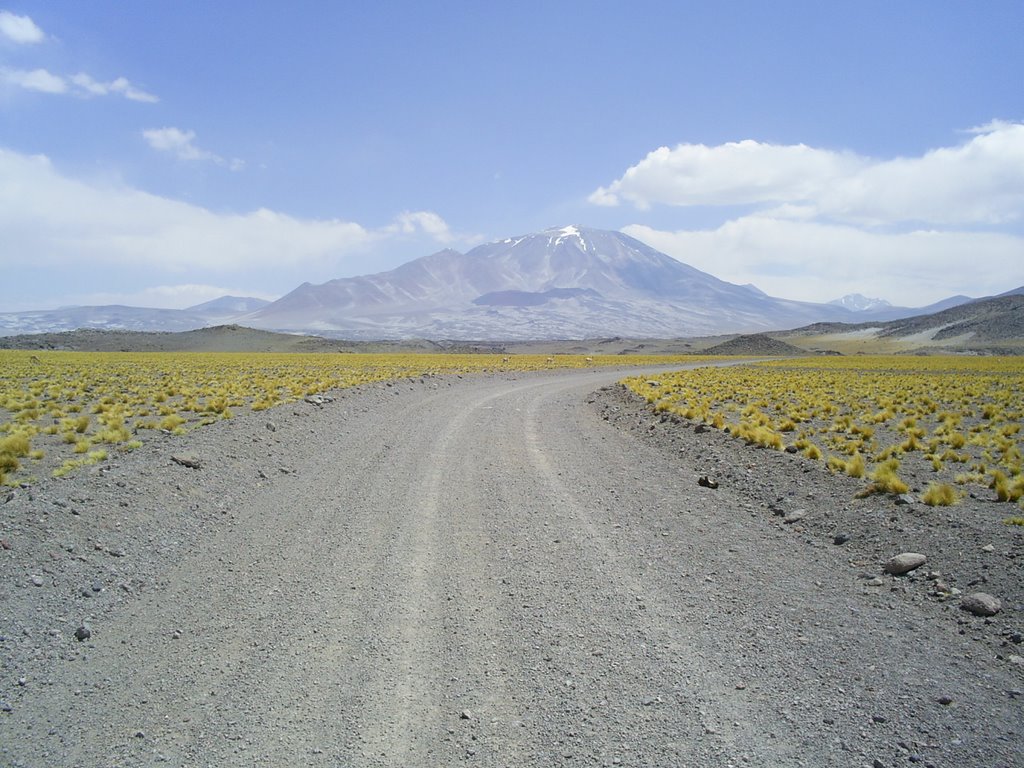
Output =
[{"x1": 622, "y1": 355, "x2": 1023, "y2": 503}]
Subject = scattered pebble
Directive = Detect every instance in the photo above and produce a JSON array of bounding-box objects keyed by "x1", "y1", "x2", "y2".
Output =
[
  {"x1": 74, "y1": 625, "x2": 92, "y2": 642},
  {"x1": 170, "y1": 454, "x2": 202, "y2": 469},
  {"x1": 883, "y1": 552, "x2": 926, "y2": 576}
]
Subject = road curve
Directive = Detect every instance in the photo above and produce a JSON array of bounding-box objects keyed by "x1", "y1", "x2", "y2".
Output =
[{"x1": 2, "y1": 365, "x2": 1020, "y2": 767}]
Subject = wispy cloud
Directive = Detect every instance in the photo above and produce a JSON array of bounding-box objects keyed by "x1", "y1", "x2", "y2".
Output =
[
  {"x1": 1, "y1": 66, "x2": 158, "y2": 102},
  {"x1": 0, "y1": 12, "x2": 158, "y2": 102},
  {"x1": 385, "y1": 210, "x2": 482, "y2": 246},
  {"x1": 70, "y1": 72, "x2": 158, "y2": 103},
  {"x1": 143, "y1": 127, "x2": 243, "y2": 170},
  {"x1": 592, "y1": 121, "x2": 1024, "y2": 226},
  {"x1": 0, "y1": 10, "x2": 44, "y2": 44},
  {"x1": 0, "y1": 66, "x2": 65, "y2": 93}
]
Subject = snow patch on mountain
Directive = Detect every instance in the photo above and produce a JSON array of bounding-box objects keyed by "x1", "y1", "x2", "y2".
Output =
[{"x1": 828, "y1": 293, "x2": 894, "y2": 312}]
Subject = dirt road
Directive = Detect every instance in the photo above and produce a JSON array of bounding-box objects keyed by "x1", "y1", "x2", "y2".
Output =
[{"x1": 1, "y1": 366, "x2": 1020, "y2": 766}]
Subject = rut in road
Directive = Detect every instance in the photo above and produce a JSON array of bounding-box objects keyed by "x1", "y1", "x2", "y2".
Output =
[{"x1": 3, "y1": 367, "x2": 1020, "y2": 767}]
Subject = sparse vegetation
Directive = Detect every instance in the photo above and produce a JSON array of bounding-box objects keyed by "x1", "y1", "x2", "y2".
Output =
[
  {"x1": 0, "y1": 350, "x2": 706, "y2": 483},
  {"x1": 922, "y1": 482, "x2": 959, "y2": 506},
  {"x1": 623, "y1": 355, "x2": 1024, "y2": 505}
]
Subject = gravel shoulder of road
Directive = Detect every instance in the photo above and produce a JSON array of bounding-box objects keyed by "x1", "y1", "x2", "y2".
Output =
[{"x1": 590, "y1": 382, "x2": 1024, "y2": 658}]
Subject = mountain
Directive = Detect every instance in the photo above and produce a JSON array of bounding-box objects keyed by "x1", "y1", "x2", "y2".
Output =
[
  {"x1": 0, "y1": 305, "x2": 211, "y2": 336},
  {"x1": 187, "y1": 296, "x2": 271, "y2": 319},
  {"x1": 0, "y1": 229, "x2": 1007, "y2": 340},
  {"x1": 826, "y1": 292, "x2": 973, "y2": 320},
  {"x1": 828, "y1": 293, "x2": 893, "y2": 312},
  {"x1": 875, "y1": 293, "x2": 1024, "y2": 343},
  {"x1": 0, "y1": 296, "x2": 268, "y2": 337},
  {"x1": 241, "y1": 226, "x2": 888, "y2": 339},
  {"x1": 781, "y1": 292, "x2": 1024, "y2": 353}
]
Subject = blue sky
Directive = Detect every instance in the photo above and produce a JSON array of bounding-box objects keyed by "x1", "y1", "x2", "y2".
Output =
[{"x1": 1, "y1": 1, "x2": 1022, "y2": 311}]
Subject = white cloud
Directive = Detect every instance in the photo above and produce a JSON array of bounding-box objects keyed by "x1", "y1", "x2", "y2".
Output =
[
  {"x1": 624, "y1": 219, "x2": 1024, "y2": 306},
  {"x1": 1, "y1": 66, "x2": 66, "y2": 93},
  {"x1": 71, "y1": 73, "x2": 158, "y2": 103},
  {"x1": 591, "y1": 140, "x2": 864, "y2": 209},
  {"x1": 592, "y1": 122, "x2": 1024, "y2": 226},
  {"x1": 0, "y1": 10, "x2": 44, "y2": 44},
  {"x1": 0, "y1": 146, "x2": 465, "y2": 285},
  {"x1": 386, "y1": 210, "x2": 461, "y2": 244},
  {"x1": 2, "y1": 66, "x2": 158, "y2": 101},
  {"x1": 143, "y1": 127, "x2": 243, "y2": 170}
]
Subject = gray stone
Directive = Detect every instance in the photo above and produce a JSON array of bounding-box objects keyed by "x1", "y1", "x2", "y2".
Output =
[
  {"x1": 960, "y1": 592, "x2": 1001, "y2": 616},
  {"x1": 170, "y1": 454, "x2": 202, "y2": 469},
  {"x1": 74, "y1": 624, "x2": 92, "y2": 641},
  {"x1": 883, "y1": 552, "x2": 926, "y2": 575}
]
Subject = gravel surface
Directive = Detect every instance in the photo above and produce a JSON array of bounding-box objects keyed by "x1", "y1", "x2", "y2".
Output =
[{"x1": 1, "y1": 364, "x2": 1021, "y2": 767}]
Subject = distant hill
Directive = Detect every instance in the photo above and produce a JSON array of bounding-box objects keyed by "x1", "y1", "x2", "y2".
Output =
[
  {"x1": 781, "y1": 292, "x2": 1024, "y2": 353},
  {"x1": 0, "y1": 296, "x2": 270, "y2": 337},
  {"x1": 0, "y1": 324, "x2": 512, "y2": 354},
  {"x1": 877, "y1": 293, "x2": 1024, "y2": 342},
  {"x1": 704, "y1": 334, "x2": 809, "y2": 356},
  {"x1": 0, "y1": 325, "x2": 350, "y2": 353},
  {"x1": 187, "y1": 296, "x2": 271, "y2": 318}
]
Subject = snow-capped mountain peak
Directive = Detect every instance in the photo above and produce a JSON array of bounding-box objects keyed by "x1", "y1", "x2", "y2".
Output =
[{"x1": 827, "y1": 293, "x2": 893, "y2": 312}]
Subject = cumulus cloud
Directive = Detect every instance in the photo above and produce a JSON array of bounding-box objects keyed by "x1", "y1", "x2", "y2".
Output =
[
  {"x1": 0, "y1": 146, "x2": 465, "y2": 285},
  {"x1": 143, "y1": 127, "x2": 242, "y2": 169},
  {"x1": 623, "y1": 220, "x2": 1024, "y2": 306},
  {"x1": 591, "y1": 140, "x2": 864, "y2": 209},
  {"x1": 0, "y1": 10, "x2": 44, "y2": 44},
  {"x1": 592, "y1": 122, "x2": 1024, "y2": 226}
]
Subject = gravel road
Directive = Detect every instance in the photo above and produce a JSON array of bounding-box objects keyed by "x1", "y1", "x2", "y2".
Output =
[{"x1": 1, "y1": 365, "x2": 1021, "y2": 767}]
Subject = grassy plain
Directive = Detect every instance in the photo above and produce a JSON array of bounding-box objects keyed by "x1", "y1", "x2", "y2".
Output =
[
  {"x1": 0, "y1": 350, "x2": 702, "y2": 484},
  {"x1": 624, "y1": 355, "x2": 1024, "y2": 509}
]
